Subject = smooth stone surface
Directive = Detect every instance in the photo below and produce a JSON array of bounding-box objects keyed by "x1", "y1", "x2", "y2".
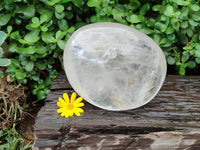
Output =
[{"x1": 63, "y1": 22, "x2": 167, "y2": 111}]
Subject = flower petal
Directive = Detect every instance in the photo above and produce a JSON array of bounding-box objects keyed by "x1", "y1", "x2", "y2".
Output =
[
  {"x1": 74, "y1": 108, "x2": 84, "y2": 113},
  {"x1": 74, "y1": 97, "x2": 83, "y2": 104},
  {"x1": 70, "y1": 92, "x2": 76, "y2": 103},
  {"x1": 57, "y1": 98, "x2": 66, "y2": 107},
  {"x1": 63, "y1": 93, "x2": 69, "y2": 103},
  {"x1": 69, "y1": 110, "x2": 74, "y2": 117},
  {"x1": 74, "y1": 103, "x2": 84, "y2": 108},
  {"x1": 74, "y1": 111, "x2": 81, "y2": 116},
  {"x1": 61, "y1": 112, "x2": 65, "y2": 117},
  {"x1": 57, "y1": 108, "x2": 65, "y2": 113}
]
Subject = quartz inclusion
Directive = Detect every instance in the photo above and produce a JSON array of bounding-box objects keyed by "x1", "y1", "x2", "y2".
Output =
[{"x1": 64, "y1": 22, "x2": 167, "y2": 111}]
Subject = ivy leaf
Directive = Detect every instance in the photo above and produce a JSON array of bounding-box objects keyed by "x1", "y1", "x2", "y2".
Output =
[
  {"x1": 0, "y1": 14, "x2": 11, "y2": 26},
  {"x1": 87, "y1": 0, "x2": 101, "y2": 7}
]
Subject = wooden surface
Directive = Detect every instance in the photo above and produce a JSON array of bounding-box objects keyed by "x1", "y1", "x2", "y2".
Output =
[{"x1": 33, "y1": 72, "x2": 200, "y2": 150}]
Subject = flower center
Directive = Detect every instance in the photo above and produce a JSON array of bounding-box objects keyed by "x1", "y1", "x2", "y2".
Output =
[{"x1": 67, "y1": 103, "x2": 74, "y2": 110}]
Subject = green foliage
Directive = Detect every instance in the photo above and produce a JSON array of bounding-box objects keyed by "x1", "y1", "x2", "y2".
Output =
[
  {"x1": 0, "y1": 129, "x2": 32, "y2": 150},
  {"x1": 0, "y1": 0, "x2": 200, "y2": 101},
  {"x1": 0, "y1": 31, "x2": 11, "y2": 78}
]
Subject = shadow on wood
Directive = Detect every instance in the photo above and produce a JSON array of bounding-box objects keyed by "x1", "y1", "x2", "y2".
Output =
[{"x1": 33, "y1": 72, "x2": 200, "y2": 150}]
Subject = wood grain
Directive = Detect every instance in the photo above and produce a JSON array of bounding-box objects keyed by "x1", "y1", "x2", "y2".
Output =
[{"x1": 33, "y1": 72, "x2": 200, "y2": 150}]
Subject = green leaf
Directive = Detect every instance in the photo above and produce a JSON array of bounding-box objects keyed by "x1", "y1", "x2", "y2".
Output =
[
  {"x1": 190, "y1": 4, "x2": 200, "y2": 11},
  {"x1": 30, "y1": 23, "x2": 40, "y2": 28},
  {"x1": 195, "y1": 50, "x2": 200, "y2": 57},
  {"x1": 55, "y1": 4, "x2": 64, "y2": 13},
  {"x1": 189, "y1": 19, "x2": 198, "y2": 26},
  {"x1": 40, "y1": 14, "x2": 48, "y2": 24},
  {"x1": 0, "y1": 70, "x2": 4, "y2": 78},
  {"x1": 180, "y1": 7, "x2": 189, "y2": 19},
  {"x1": 155, "y1": 22, "x2": 167, "y2": 32},
  {"x1": 87, "y1": 0, "x2": 101, "y2": 7},
  {"x1": 180, "y1": 21, "x2": 188, "y2": 29},
  {"x1": 40, "y1": 26, "x2": 48, "y2": 32},
  {"x1": 179, "y1": 67, "x2": 185, "y2": 75},
  {"x1": 139, "y1": 3, "x2": 150, "y2": 15},
  {"x1": 164, "y1": 5, "x2": 174, "y2": 17},
  {"x1": 57, "y1": 40, "x2": 66, "y2": 49},
  {"x1": 7, "y1": 26, "x2": 12, "y2": 34},
  {"x1": 15, "y1": 71, "x2": 26, "y2": 80},
  {"x1": 112, "y1": 9, "x2": 124, "y2": 22},
  {"x1": 126, "y1": 14, "x2": 140, "y2": 24},
  {"x1": 152, "y1": 5, "x2": 161, "y2": 11},
  {"x1": 167, "y1": 56, "x2": 175, "y2": 65},
  {"x1": 36, "y1": 61, "x2": 48, "y2": 70},
  {"x1": 0, "y1": 14, "x2": 11, "y2": 26},
  {"x1": 47, "y1": 0, "x2": 61, "y2": 6},
  {"x1": 181, "y1": 51, "x2": 189, "y2": 62},
  {"x1": 32, "y1": 17, "x2": 40, "y2": 23},
  {"x1": 24, "y1": 29, "x2": 40, "y2": 42},
  {"x1": 23, "y1": 5, "x2": 35, "y2": 18},
  {"x1": 186, "y1": 28, "x2": 193, "y2": 37},
  {"x1": 25, "y1": 61, "x2": 34, "y2": 72},
  {"x1": 37, "y1": 90, "x2": 46, "y2": 100},
  {"x1": 60, "y1": 0, "x2": 72, "y2": 3},
  {"x1": 0, "y1": 48, "x2": 3, "y2": 57},
  {"x1": 58, "y1": 19, "x2": 68, "y2": 30},
  {"x1": 42, "y1": 32, "x2": 56, "y2": 43},
  {"x1": 72, "y1": 0, "x2": 84, "y2": 7},
  {"x1": 0, "y1": 58, "x2": 10, "y2": 66},
  {"x1": 166, "y1": 27, "x2": 174, "y2": 34},
  {"x1": 9, "y1": 43, "x2": 18, "y2": 52},
  {"x1": 192, "y1": 14, "x2": 200, "y2": 21},
  {"x1": 0, "y1": 31, "x2": 6, "y2": 46},
  {"x1": 17, "y1": 46, "x2": 36, "y2": 54},
  {"x1": 35, "y1": 46, "x2": 48, "y2": 54},
  {"x1": 55, "y1": 11, "x2": 65, "y2": 20},
  {"x1": 195, "y1": 57, "x2": 200, "y2": 64},
  {"x1": 56, "y1": 30, "x2": 62, "y2": 39},
  {"x1": 187, "y1": 61, "x2": 196, "y2": 69}
]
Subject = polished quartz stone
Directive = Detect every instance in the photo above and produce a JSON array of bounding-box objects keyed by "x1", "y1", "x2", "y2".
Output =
[{"x1": 63, "y1": 22, "x2": 167, "y2": 111}]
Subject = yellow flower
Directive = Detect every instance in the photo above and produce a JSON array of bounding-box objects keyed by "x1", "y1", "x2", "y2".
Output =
[{"x1": 57, "y1": 92, "x2": 84, "y2": 118}]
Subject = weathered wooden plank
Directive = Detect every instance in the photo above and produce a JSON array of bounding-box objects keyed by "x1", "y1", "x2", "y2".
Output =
[{"x1": 33, "y1": 72, "x2": 200, "y2": 149}]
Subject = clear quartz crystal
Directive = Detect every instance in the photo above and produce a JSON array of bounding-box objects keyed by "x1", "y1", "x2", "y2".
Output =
[{"x1": 64, "y1": 22, "x2": 167, "y2": 111}]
